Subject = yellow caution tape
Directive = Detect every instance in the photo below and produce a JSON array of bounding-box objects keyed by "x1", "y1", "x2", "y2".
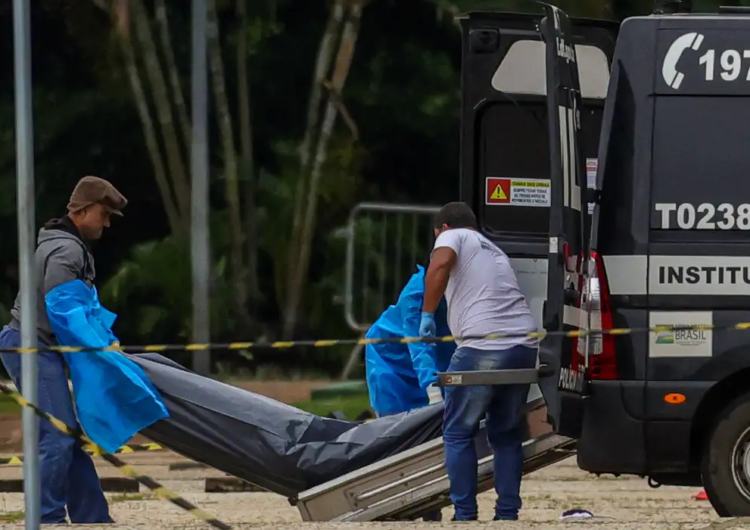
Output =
[
  {"x1": 0, "y1": 442, "x2": 165, "y2": 466},
  {"x1": 98, "y1": 441, "x2": 165, "y2": 454},
  {"x1": 0, "y1": 321, "x2": 748, "y2": 354},
  {"x1": 0, "y1": 382, "x2": 230, "y2": 530}
]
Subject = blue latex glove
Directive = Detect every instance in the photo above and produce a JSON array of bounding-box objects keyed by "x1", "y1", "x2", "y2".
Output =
[{"x1": 419, "y1": 311, "x2": 436, "y2": 338}]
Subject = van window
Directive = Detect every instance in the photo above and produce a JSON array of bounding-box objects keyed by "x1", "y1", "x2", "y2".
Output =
[
  {"x1": 479, "y1": 38, "x2": 609, "y2": 238},
  {"x1": 480, "y1": 102, "x2": 605, "y2": 236},
  {"x1": 650, "y1": 97, "x2": 750, "y2": 234},
  {"x1": 480, "y1": 102, "x2": 551, "y2": 236},
  {"x1": 491, "y1": 41, "x2": 610, "y2": 99}
]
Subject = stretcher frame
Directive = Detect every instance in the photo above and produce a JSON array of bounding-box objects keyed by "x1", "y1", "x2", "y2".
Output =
[{"x1": 292, "y1": 392, "x2": 575, "y2": 522}]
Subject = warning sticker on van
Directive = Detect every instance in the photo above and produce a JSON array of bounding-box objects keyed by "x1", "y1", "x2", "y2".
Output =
[{"x1": 485, "y1": 177, "x2": 551, "y2": 207}]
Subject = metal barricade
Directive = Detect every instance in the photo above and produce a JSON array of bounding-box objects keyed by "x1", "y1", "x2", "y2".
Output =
[{"x1": 343, "y1": 202, "x2": 441, "y2": 333}]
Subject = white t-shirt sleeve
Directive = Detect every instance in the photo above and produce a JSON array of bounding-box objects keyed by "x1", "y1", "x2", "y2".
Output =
[{"x1": 433, "y1": 230, "x2": 463, "y2": 257}]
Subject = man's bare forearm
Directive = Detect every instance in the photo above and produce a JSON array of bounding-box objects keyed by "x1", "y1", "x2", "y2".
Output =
[{"x1": 423, "y1": 265, "x2": 449, "y2": 314}]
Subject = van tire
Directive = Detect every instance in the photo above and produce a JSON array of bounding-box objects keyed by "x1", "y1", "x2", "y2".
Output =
[{"x1": 701, "y1": 393, "x2": 750, "y2": 517}]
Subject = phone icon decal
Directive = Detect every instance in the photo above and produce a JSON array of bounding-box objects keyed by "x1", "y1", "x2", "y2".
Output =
[{"x1": 662, "y1": 32, "x2": 705, "y2": 89}]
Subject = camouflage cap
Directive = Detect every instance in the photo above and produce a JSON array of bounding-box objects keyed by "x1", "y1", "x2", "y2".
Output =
[{"x1": 67, "y1": 176, "x2": 127, "y2": 217}]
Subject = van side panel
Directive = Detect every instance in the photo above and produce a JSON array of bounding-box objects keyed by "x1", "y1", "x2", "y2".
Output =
[
  {"x1": 643, "y1": 20, "x2": 750, "y2": 476},
  {"x1": 588, "y1": 15, "x2": 750, "y2": 481},
  {"x1": 578, "y1": 381, "x2": 646, "y2": 474},
  {"x1": 578, "y1": 16, "x2": 657, "y2": 475},
  {"x1": 459, "y1": 11, "x2": 619, "y2": 441}
]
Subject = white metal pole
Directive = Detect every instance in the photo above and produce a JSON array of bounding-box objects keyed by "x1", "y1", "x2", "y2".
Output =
[
  {"x1": 191, "y1": 0, "x2": 211, "y2": 375},
  {"x1": 13, "y1": 0, "x2": 40, "y2": 528}
]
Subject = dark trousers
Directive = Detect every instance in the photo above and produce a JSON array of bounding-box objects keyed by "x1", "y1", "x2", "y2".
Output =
[
  {"x1": 0, "y1": 326, "x2": 112, "y2": 524},
  {"x1": 443, "y1": 345, "x2": 536, "y2": 521}
]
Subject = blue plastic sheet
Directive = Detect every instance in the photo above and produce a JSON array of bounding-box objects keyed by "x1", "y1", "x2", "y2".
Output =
[
  {"x1": 365, "y1": 265, "x2": 455, "y2": 415},
  {"x1": 45, "y1": 280, "x2": 169, "y2": 453}
]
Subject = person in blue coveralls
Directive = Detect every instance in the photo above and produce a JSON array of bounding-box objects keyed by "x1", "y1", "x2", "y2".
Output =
[
  {"x1": 0, "y1": 176, "x2": 167, "y2": 525},
  {"x1": 364, "y1": 264, "x2": 456, "y2": 522}
]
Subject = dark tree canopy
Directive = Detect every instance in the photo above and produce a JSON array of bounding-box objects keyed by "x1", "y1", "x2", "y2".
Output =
[{"x1": 0, "y1": 0, "x2": 734, "y2": 377}]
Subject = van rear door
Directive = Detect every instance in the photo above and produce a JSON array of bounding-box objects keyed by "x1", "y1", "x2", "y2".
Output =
[
  {"x1": 457, "y1": 6, "x2": 616, "y2": 437},
  {"x1": 537, "y1": 4, "x2": 589, "y2": 438},
  {"x1": 458, "y1": 8, "x2": 616, "y2": 332}
]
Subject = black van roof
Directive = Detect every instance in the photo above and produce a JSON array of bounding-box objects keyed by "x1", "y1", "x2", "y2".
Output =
[{"x1": 625, "y1": 12, "x2": 750, "y2": 24}]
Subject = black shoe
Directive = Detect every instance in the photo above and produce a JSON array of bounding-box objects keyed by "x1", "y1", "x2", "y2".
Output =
[
  {"x1": 451, "y1": 515, "x2": 478, "y2": 521},
  {"x1": 493, "y1": 516, "x2": 519, "y2": 521}
]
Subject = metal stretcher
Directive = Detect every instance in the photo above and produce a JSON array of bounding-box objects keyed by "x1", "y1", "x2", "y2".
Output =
[{"x1": 292, "y1": 388, "x2": 575, "y2": 522}]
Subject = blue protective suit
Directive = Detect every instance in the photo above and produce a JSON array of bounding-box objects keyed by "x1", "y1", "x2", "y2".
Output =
[
  {"x1": 45, "y1": 280, "x2": 169, "y2": 453},
  {"x1": 365, "y1": 265, "x2": 455, "y2": 416}
]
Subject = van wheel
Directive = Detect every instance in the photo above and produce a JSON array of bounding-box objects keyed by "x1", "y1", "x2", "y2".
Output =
[{"x1": 701, "y1": 393, "x2": 750, "y2": 517}]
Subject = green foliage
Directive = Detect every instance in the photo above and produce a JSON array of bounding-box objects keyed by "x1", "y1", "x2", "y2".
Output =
[
  {"x1": 247, "y1": 142, "x2": 364, "y2": 370},
  {"x1": 100, "y1": 224, "x2": 236, "y2": 340},
  {"x1": 292, "y1": 393, "x2": 372, "y2": 419},
  {"x1": 100, "y1": 236, "x2": 195, "y2": 342}
]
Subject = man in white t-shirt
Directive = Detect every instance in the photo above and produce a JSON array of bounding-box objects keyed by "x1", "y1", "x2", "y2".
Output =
[{"x1": 420, "y1": 202, "x2": 538, "y2": 522}]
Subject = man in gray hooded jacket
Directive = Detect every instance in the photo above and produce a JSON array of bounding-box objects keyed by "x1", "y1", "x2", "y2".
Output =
[{"x1": 0, "y1": 176, "x2": 127, "y2": 524}]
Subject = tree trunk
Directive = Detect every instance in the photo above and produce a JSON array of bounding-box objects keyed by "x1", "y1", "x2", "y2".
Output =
[
  {"x1": 154, "y1": 0, "x2": 192, "y2": 151},
  {"x1": 118, "y1": 17, "x2": 183, "y2": 235},
  {"x1": 131, "y1": 0, "x2": 191, "y2": 221},
  {"x1": 285, "y1": 0, "x2": 346, "y2": 301},
  {"x1": 207, "y1": 0, "x2": 251, "y2": 329},
  {"x1": 237, "y1": 0, "x2": 259, "y2": 308},
  {"x1": 89, "y1": 0, "x2": 183, "y2": 234},
  {"x1": 282, "y1": 0, "x2": 364, "y2": 339}
]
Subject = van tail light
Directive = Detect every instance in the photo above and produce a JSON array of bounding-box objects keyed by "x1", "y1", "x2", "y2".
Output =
[{"x1": 578, "y1": 251, "x2": 618, "y2": 380}]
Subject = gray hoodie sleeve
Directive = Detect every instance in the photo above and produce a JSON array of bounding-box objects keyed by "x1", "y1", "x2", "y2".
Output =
[{"x1": 43, "y1": 242, "x2": 86, "y2": 295}]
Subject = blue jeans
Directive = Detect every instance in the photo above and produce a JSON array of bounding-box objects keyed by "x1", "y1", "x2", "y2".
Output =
[
  {"x1": 443, "y1": 345, "x2": 536, "y2": 521},
  {"x1": 0, "y1": 326, "x2": 112, "y2": 524}
]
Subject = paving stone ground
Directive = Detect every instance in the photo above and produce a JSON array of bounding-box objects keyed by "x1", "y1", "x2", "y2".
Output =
[{"x1": 0, "y1": 453, "x2": 731, "y2": 530}]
